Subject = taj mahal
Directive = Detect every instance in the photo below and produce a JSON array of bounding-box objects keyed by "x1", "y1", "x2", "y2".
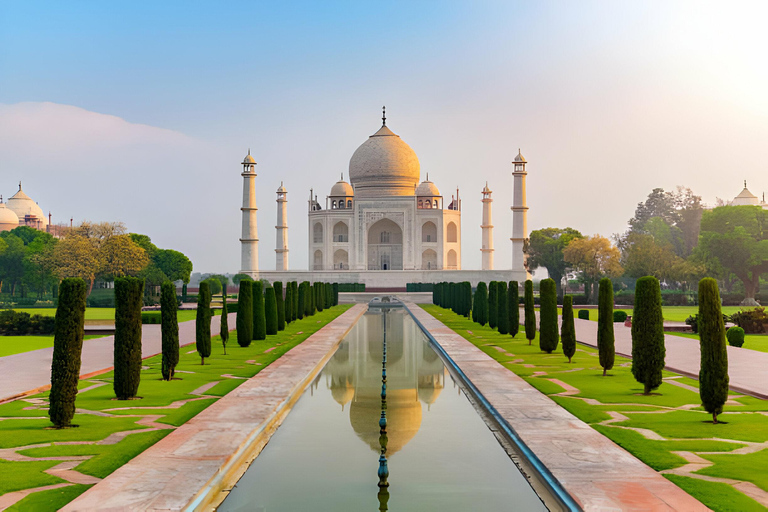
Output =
[{"x1": 239, "y1": 110, "x2": 530, "y2": 288}]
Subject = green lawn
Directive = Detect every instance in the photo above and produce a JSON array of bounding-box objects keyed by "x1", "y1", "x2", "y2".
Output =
[
  {"x1": 665, "y1": 332, "x2": 768, "y2": 354},
  {"x1": 11, "y1": 308, "x2": 198, "y2": 323},
  {"x1": 565, "y1": 305, "x2": 747, "y2": 323},
  {"x1": 423, "y1": 304, "x2": 768, "y2": 512},
  {"x1": 0, "y1": 305, "x2": 351, "y2": 511},
  {"x1": 0, "y1": 335, "x2": 102, "y2": 357}
]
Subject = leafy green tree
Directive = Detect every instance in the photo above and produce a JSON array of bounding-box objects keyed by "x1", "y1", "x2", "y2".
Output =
[
  {"x1": 204, "y1": 277, "x2": 223, "y2": 296},
  {"x1": 49, "y1": 278, "x2": 86, "y2": 427},
  {"x1": 508, "y1": 281, "x2": 519, "y2": 338},
  {"x1": 488, "y1": 281, "x2": 498, "y2": 329},
  {"x1": 527, "y1": 227, "x2": 583, "y2": 298},
  {"x1": 697, "y1": 205, "x2": 768, "y2": 305},
  {"x1": 539, "y1": 278, "x2": 559, "y2": 353},
  {"x1": 114, "y1": 276, "x2": 144, "y2": 399},
  {"x1": 160, "y1": 281, "x2": 179, "y2": 380},
  {"x1": 196, "y1": 281, "x2": 212, "y2": 364},
  {"x1": 265, "y1": 285, "x2": 278, "y2": 335},
  {"x1": 698, "y1": 278, "x2": 729, "y2": 423},
  {"x1": 631, "y1": 276, "x2": 665, "y2": 394},
  {"x1": 232, "y1": 273, "x2": 251, "y2": 286},
  {"x1": 220, "y1": 296, "x2": 229, "y2": 354},
  {"x1": 274, "y1": 281, "x2": 285, "y2": 330},
  {"x1": 153, "y1": 249, "x2": 193, "y2": 284},
  {"x1": 561, "y1": 295, "x2": 576, "y2": 363},
  {"x1": 597, "y1": 277, "x2": 615, "y2": 376},
  {"x1": 253, "y1": 280, "x2": 266, "y2": 340},
  {"x1": 497, "y1": 281, "x2": 509, "y2": 334},
  {"x1": 0, "y1": 233, "x2": 25, "y2": 295},
  {"x1": 563, "y1": 235, "x2": 623, "y2": 303},
  {"x1": 236, "y1": 280, "x2": 253, "y2": 347},
  {"x1": 524, "y1": 280, "x2": 536, "y2": 345}
]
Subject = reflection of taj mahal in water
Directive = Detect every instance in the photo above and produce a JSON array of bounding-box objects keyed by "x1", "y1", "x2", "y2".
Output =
[
  {"x1": 323, "y1": 309, "x2": 445, "y2": 455},
  {"x1": 240, "y1": 109, "x2": 531, "y2": 288}
]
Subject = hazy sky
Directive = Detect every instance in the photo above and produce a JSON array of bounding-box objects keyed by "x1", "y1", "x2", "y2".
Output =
[{"x1": 1, "y1": 1, "x2": 767, "y2": 274}]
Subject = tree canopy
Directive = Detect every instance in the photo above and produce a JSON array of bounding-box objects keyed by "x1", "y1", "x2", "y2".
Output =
[{"x1": 527, "y1": 227, "x2": 582, "y2": 297}]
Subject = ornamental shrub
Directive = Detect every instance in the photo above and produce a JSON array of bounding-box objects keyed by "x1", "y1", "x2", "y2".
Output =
[
  {"x1": 297, "y1": 282, "x2": 306, "y2": 320},
  {"x1": 161, "y1": 281, "x2": 179, "y2": 380},
  {"x1": 326, "y1": 282, "x2": 333, "y2": 309},
  {"x1": 597, "y1": 278, "x2": 615, "y2": 376},
  {"x1": 236, "y1": 280, "x2": 253, "y2": 347},
  {"x1": 508, "y1": 281, "x2": 519, "y2": 338},
  {"x1": 631, "y1": 276, "x2": 665, "y2": 395},
  {"x1": 727, "y1": 327, "x2": 745, "y2": 347},
  {"x1": 220, "y1": 297, "x2": 229, "y2": 354},
  {"x1": 729, "y1": 307, "x2": 768, "y2": 334},
  {"x1": 274, "y1": 281, "x2": 285, "y2": 331},
  {"x1": 196, "y1": 280, "x2": 212, "y2": 364},
  {"x1": 474, "y1": 283, "x2": 487, "y2": 325},
  {"x1": 578, "y1": 310, "x2": 590, "y2": 321},
  {"x1": 488, "y1": 281, "x2": 498, "y2": 329},
  {"x1": 539, "y1": 278, "x2": 559, "y2": 353},
  {"x1": 253, "y1": 280, "x2": 266, "y2": 340},
  {"x1": 49, "y1": 278, "x2": 86, "y2": 428},
  {"x1": 310, "y1": 283, "x2": 316, "y2": 315},
  {"x1": 114, "y1": 276, "x2": 144, "y2": 399},
  {"x1": 315, "y1": 282, "x2": 324, "y2": 312},
  {"x1": 333, "y1": 282, "x2": 339, "y2": 306},
  {"x1": 265, "y1": 285, "x2": 278, "y2": 335},
  {"x1": 613, "y1": 311, "x2": 628, "y2": 323},
  {"x1": 561, "y1": 295, "x2": 576, "y2": 363},
  {"x1": 524, "y1": 280, "x2": 535, "y2": 345},
  {"x1": 698, "y1": 277, "x2": 729, "y2": 423},
  {"x1": 462, "y1": 282, "x2": 472, "y2": 317},
  {"x1": 497, "y1": 281, "x2": 509, "y2": 335},
  {"x1": 284, "y1": 283, "x2": 292, "y2": 325}
]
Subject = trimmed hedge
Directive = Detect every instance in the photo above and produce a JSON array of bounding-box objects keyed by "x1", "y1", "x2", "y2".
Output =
[
  {"x1": 0, "y1": 309, "x2": 55, "y2": 335},
  {"x1": 539, "y1": 279, "x2": 559, "y2": 353},
  {"x1": 508, "y1": 281, "x2": 519, "y2": 338},
  {"x1": 613, "y1": 310, "x2": 628, "y2": 323},
  {"x1": 631, "y1": 276, "x2": 665, "y2": 395},
  {"x1": 236, "y1": 280, "x2": 253, "y2": 347},
  {"x1": 597, "y1": 277, "x2": 615, "y2": 376},
  {"x1": 49, "y1": 278, "x2": 86, "y2": 427},
  {"x1": 524, "y1": 280, "x2": 535, "y2": 345},
  {"x1": 114, "y1": 277, "x2": 144, "y2": 400},
  {"x1": 488, "y1": 281, "x2": 498, "y2": 330},
  {"x1": 160, "y1": 281, "x2": 179, "y2": 380},
  {"x1": 196, "y1": 281, "x2": 212, "y2": 364},
  {"x1": 274, "y1": 281, "x2": 285, "y2": 331},
  {"x1": 577, "y1": 310, "x2": 590, "y2": 321},
  {"x1": 561, "y1": 295, "x2": 576, "y2": 363},
  {"x1": 253, "y1": 280, "x2": 266, "y2": 340},
  {"x1": 474, "y1": 282, "x2": 488, "y2": 326},
  {"x1": 726, "y1": 326, "x2": 745, "y2": 347},
  {"x1": 497, "y1": 281, "x2": 509, "y2": 335},
  {"x1": 265, "y1": 285, "x2": 278, "y2": 335},
  {"x1": 698, "y1": 277, "x2": 729, "y2": 423}
]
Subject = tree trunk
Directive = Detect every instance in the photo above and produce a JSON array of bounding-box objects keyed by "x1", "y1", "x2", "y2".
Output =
[
  {"x1": 603, "y1": 367, "x2": 607, "y2": 376},
  {"x1": 87, "y1": 277, "x2": 95, "y2": 296},
  {"x1": 201, "y1": 357, "x2": 204, "y2": 365},
  {"x1": 644, "y1": 383, "x2": 651, "y2": 395},
  {"x1": 740, "y1": 273, "x2": 760, "y2": 306},
  {"x1": 713, "y1": 412, "x2": 718, "y2": 424}
]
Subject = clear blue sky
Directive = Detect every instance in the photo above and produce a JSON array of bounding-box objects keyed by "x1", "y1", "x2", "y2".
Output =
[{"x1": 1, "y1": 1, "x2": 766, "y2": 273}]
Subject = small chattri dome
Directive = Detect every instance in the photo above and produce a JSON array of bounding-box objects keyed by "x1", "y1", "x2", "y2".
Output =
[
  {"x1": 0, "y1": 200, "x2": 20, "y2": 230},
  {"x1": 276, "y1": 181, "x2": 287, "y2": 193},
  {"x1": 243, "y1": 149, "x2": 256, "y2": 165},
  {"x1": 513, "y1": 149, "x2": 526, "y2": 163},
  {"x1": 330, "y1": 174, "x2": 354, "y2": 197},
  {"x1": 7, "y1": 184, "x2": 47, "y2": 227},
  {"x1": 416, "y1": 177, "x2": 440, "y2": 197}
]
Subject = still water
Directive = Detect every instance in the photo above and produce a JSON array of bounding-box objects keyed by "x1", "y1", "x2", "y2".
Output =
[{"x1": 220, "y1": 308, "x2": 546, "y2": 511}]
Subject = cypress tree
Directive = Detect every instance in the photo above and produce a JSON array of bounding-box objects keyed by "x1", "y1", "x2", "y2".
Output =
[
  {"x1": 326, "y1": 282, "x2": 333, "y2": 308},
  {"x1": 160, "y1": 281, "x2": 179, "y2": 380},
  {"x1": 309, "y1": 283, "x2": 316, "y2": 315},
  {"x1": 698, "y1": 278, "x2": 729, "y2": 423},
  {"x1": 265, "y1": 285, "x2": 278, "y2": 335},
  {"x1": 524, "y1": 280, "x2": 535, "y2": 345},
  {"x1": 631, "y1": 276, "x2": 665, "y2": 394},
  {"x1": 488, "y1": 281, "x2": 498, "y2": 329},
  {"x1": 297, "y1": 282, "x2": 306, "y2": 320},
  {"x1": 253, "y1": 280, "x2": 266, "y2": 340},
  {"x1": 508, "y1": 281, "x2": 519, "y2": 338},
  {"x1": 475, "y1": 282, "x2": 488, "y2": 326},
  {"x1": 196, "y1": 280, "x2": 212, "y2": 364},
  {"x1": 220, "y1": 296, "x2": 229, "y2": 354},
  {"x1": 292, "y1": 281, "x2": 299, "y2": 320},
  {"x1": 236, "y1": 280, "x2": 253, "y2": 346},
  {"x1": 304, "y1": 282, "x2": 313, "y2": 317},
  {"x1": 333, "y1": 282, "x2": 339, "y2": 306},
  {"x1": 316, "y1": 282, "x2": 324, "y2": 312},
  {"x1": 114, "y1": 276, "x2": 144, "y2": 399},
  {"x1": 472, "y1": 286, "x2": 479, "y2": 322},
  {"x1": 464, "y1": 282, "x2": 472, "y2": 317},
  {"x1": 497, "y1": 281, "x2": 509, "y2": 334},
  {"x1": 49, "y1": 277, "x2": 86, "y2": 428},
  {"x1": 561, "y1": 295, "x2": 576, "y2": 363},
  {"x1": 539, "y1": 278, "x2": 559, "y2": 353},
  {"x1": 284, "y1": 283, "x2": 292, "y2": 325},
  {"x1": 597, "y1": 277, "x2": 615, "y2": 376},
  {"x1": 274, "y1": 281, "x2": 285, "y2": 330}
]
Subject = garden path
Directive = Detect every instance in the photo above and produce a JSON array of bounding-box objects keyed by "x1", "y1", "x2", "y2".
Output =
[
  {"x1": 572, "y1": 319, "x2": 768, "y2": 399},
  {"x1": 0, "y1": 314, "x2": 237, "y2": 403}
]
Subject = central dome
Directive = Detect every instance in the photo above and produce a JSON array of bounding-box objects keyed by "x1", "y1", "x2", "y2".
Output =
[{"x1": 348, "y1": 124, "x2": 420, "y2": 197}]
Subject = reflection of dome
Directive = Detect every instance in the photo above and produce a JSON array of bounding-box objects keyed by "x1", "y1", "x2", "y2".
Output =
[
  {"x1": 330, "y1": 175, "x2": 354, "y2": 197},
  {"x1": 348, "y1": 124, "x2": 420, "y2": 198},
  {"x1": 0, "y1": 201, "x2": 20, "y2": 231},
  {"x1": 7, "y1": 185, "x2": 47, "y2": 227},
  {"x1": 350, "y1": 388, "x2": 422, "y2": 455},
  {"x1": 330, "y1": 378, "x2": 354, "y2": 410},
  {"x1": 416, "y1": 179, "x2": 440, "y2": 197}
]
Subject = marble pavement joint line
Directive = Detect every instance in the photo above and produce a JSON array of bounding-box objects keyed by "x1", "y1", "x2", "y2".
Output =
[
  {"x1": 408, "y1": 304, "x2": 709, "y2": 512},
  {"x1": 61, "y1": 304, "x2": 367, "y2": 512}
]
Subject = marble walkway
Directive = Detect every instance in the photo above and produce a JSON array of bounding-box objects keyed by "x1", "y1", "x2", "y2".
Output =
[
  {"x1": 409, "y1": 303, "x2": 708, "y2": 511},
  {"x1": 0, "y1": 313, "x2": 237, "y2": 402}
]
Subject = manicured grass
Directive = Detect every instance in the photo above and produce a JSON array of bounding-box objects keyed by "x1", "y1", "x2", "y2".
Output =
[
  {"x1": 0, "y1": 305, "x2": 351, "y2": 511},
  {"x1": 0, "y1": 335, "x2": 101, "y2": 357},
  {"x1": 14, "y1": 308, "x2": 117, "y2": 321},
  {"x1": 564, "y1": 306, "x2": 746, "y2": 323},
  {"x1": 666, "y1": 332, "x2": 768, "y2": 354},
  {"x1": 423, "y1": 304, "x2": 768, "y2": 512}
]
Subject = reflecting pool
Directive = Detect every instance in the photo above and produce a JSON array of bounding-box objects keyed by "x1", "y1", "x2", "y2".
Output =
[{"x1": 220, "y1": 308, "x2": 546, "y2": 511}]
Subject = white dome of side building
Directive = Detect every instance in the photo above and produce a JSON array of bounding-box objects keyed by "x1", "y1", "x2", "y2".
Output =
[{"x1": 3, "y1": 183, "x2": 48, "y2": 231}]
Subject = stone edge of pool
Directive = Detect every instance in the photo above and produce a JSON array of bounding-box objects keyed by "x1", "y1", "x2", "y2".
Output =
[
  {"x1": 60, "y1": 304, "x2": 367, "y2": 512},
  {"x1": 406, "y1": 302, "x2": 710, "y2": 512}
]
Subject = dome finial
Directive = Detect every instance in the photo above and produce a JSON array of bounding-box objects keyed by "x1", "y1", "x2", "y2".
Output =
[
  {"x1": 745, "y1": 179, "x2": 748, "y2": 188},
  {"x1": 18, "y1": 181, "x2": 22, "y2": 191},
  {"x1": 426, "y1": 172, "x2": 429, "y2": 181},
  {"x1": 382, "y1": 106, "x2": 386, "y2": 126},
  {"x1": 341, "y1": 172, "x2": 344, "y2": 181}
]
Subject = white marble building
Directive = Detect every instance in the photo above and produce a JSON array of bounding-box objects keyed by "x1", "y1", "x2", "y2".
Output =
[{"x1": 306, "y1": 119, "x2": 462, "y2": 272}]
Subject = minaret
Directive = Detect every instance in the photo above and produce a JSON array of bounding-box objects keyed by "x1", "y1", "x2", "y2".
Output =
[
  {"x1": 275, "y1": 182, "x2": 289, "y2": 271},
  {"x1": 240, "y1": 150, "x2": 259, "y2": 277},
  {"x1": 481, "y1": 182, "x2": 494, "y2": 270},
  {"x1": 510, "y1": 149, "x2": 529, "y2": 276}
]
